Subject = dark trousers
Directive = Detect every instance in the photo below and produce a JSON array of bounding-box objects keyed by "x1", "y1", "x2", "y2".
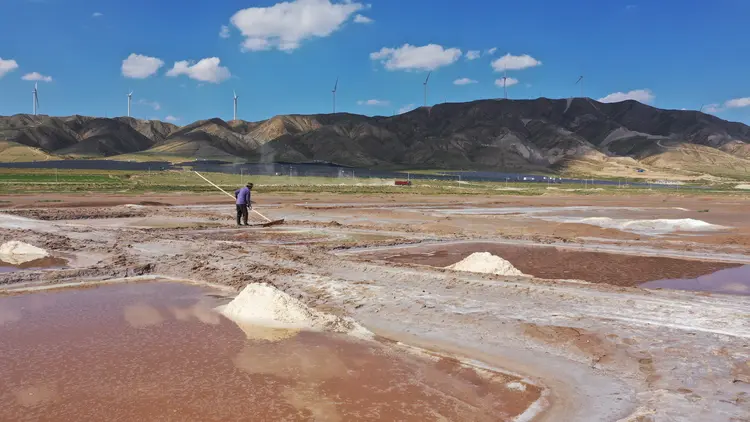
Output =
[{"x1": 236, "y1": 204, "x2": 249, "y2": 225}]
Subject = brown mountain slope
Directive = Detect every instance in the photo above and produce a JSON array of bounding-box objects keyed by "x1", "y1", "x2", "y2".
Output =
[
  {"x1": 2, "y1": 98, "x2": 750, "y2": 178},
  {"x1": 0, "y1": 114, "x2": 179, "y2": 157}
]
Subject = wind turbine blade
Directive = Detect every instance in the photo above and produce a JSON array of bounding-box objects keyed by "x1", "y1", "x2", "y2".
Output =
[
  {"x1": 333, "y1": 77, "x2": 338, "y2": 92},
  {"x1": 425, "y1": 71, "x2": 431, "y2": 84}
]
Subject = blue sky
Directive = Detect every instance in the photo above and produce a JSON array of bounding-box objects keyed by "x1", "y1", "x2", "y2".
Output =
[{"x1": 1, "y1": 0, "x2": 750, "y2": 124}]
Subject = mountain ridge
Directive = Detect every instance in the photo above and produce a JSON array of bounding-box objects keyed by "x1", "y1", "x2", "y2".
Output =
[{"x1": 2, "y1": 98, "x2": 750, "y2": 178}]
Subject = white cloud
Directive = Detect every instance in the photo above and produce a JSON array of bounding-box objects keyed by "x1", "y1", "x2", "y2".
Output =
[
  {"x1": 354, "y1": 14, "x2": 373, "y2": 24},
  {"x1": 165, "y1": 115, "x2": 180, "y2": 123},
  {"x1": 397, "y1": 104, "x2": 416, "y2": 114},
  {"x1": 454, "y1": 78, "x2": 477, "y2": 85},
  {"x1": 491, "y1": 53, "x2": 542, "y2": 71},
  {"x1": 370, "y1": 44, "x2": 462, "y2": 71},
  {"x1": 465, "y1": 50, "x2": 480, "y2": 60},
  {"x1": 21, "y1": 72, "x2": 52, "y2": 82},
  {"x1": 703, "y1": 104, "x2": 721, "y2": 113},
  {"x1": 485, "y1": 47, "x2": 497, "y2": 55},
  {"x1": 92, "y1": 12, "x2": 103, "y2": 17},
  {"x1": 166, "y1": 57, "x2": 231, "y2": 83},
  {"x1": 0, "y1": 58, "x2": 19, "y2": 78},
  {"x1": 219, "y1": 25, "x2": 231, "y2": 38},
  {"x1": 725, "y1": 97, "x2": 750, "y2": 108},
  {"x1": 357, "y1": 99, "x2": 390, "y2": 106},
  {"x1": 495, "y1": 77, "x2": 519, "y2": 88},
  {"x1": 230, "y1": 0, "x2": 365, "y2": 52},
  {"x1": 137, "y1": 99, "x2": 161, "y2": 111},
  {"x1": 121, "y1": 53, "x2": 164, "y2": 79},
  {"x1": 598, "y1": 89, "x2": 655, "y2": 104}
]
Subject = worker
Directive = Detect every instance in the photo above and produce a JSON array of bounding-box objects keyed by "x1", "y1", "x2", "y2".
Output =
[{"x1": 234, "y1": 182, "x2": 253, "y2": 226}]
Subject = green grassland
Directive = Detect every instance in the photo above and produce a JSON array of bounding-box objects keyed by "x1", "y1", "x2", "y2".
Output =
[{"x1": 0, "y1": 168, "x2": 746, "y2": 196}]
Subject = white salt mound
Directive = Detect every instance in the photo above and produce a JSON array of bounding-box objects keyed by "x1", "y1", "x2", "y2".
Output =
[
  {"x1": 0, "y1": 241, "x2": 48, "y2": 265},
  {"x1": 220, "y1": 283, "x2": 371, "y2": 338},
  {"x1": 446, "y1": 252, "x2": 526, "y2": 277},
  {"x1": 735, "y1": 184, "x2": 750, "y2": 190}
]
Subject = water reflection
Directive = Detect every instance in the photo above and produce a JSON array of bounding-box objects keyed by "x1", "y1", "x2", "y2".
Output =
[
  {"x1": 641, "y1": 265, "x2": 750, "y2": 295},
  {"x1": 0, "y1": 281, "x2": 540, "y2": 421}
]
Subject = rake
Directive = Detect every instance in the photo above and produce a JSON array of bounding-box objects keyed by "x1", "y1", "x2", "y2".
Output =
[{"x1": 193, "y1": 171, "x2": 285, "y2": 227}]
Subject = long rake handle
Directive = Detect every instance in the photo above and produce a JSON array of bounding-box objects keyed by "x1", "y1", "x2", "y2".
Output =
[{"x1": 193, "y1": 171, "x2": 273, "y2": 223}]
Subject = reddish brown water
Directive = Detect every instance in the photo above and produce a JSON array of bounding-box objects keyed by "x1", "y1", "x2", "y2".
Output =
[
  {"x1": 362, "y1": 242, "x2": 740, "y2": 288},
  {"x1": 0, "y1": 257, "x2": 68, "y2": 274},
  {"x1": 640, "y1": 265, "x2": 750, "y2": 295},
  {"x1": 0, "y1": 281, "x2": 540, "y2": 421}
]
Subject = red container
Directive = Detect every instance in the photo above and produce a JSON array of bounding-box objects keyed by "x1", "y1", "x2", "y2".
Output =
[{"x1": 395, "y1": 180, "x2": 412, "y2": 186}]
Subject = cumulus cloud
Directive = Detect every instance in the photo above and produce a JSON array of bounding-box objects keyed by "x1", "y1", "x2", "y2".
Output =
[
  {"x1": 598, "y1": 89, "x2": 655, "y2": 104},
  {"x1": 230, "y1": 0, "x2": 365, "y2": 52},
  {"x1": 725, "y1": 97, "x2": 750, "y2": 108},
  {"x1": 454, "y1": 78, "x2": 477, "y2": 85},
  {"x1": 357, "y1": 99, "x2": 389, "y2": 106},
  {"x1": 121, "y1": 54, "x2": 164, "y2": 79},
  {"x1": 165, "y1": 115, "x2": 180, "y2": 122},
  {"x1": 166, "y1": 58, "x2": 231, "y2": 83},
  {"x1": 370, "y1": 44, "x2": 462, "y2": 71},
  {"x1": 21, "y1": 72, "x2": 52, "y2": 82},
  {"x1": 465, "y1": 50, "x2": 480, "y2": 60},
  {"x1": 485, "y1": 47, "x2": 497, "y2": 55},
  {"x1": 495, "y1": 77, "x2": 519, "y2": 88},
  {"x1": 137, "y1": 99, "x2": 161, "y2": 111},
  {"x1": 491, "y1": 53, "x2": 542, "y2": 71},
  {"x1": 397, "y1": 104, "x2": 416, "y2": 114},
  {"x1": 219, "y1": 25, "x2": 230, "y2": 38},
  {"x1": 354, "y1": 14, "x2": 373, "y2": 23},
  {"x1": 0, "y1": 58, "x2": 19, "y2": 78},
  {"x1": 92, "y1": 12, "x2": 103, "y2": 17}
]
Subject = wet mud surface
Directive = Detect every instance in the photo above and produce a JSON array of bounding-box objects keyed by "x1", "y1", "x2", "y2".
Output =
[
  {"x1": 362, "y1": 242, "x2": 741, "y2": 287},
  {"x1": 0, "y1": 281, "x2": 540, "y2": 421}
]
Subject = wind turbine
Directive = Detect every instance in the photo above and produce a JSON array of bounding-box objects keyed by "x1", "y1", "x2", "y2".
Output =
[
  {"x1": 575, "y1": 75, "x2": 584, "y2": 98},
  {"x1": 423, "y1": 71, "x2": 431, "y2": 107},
  {"x1": 502, "y1": 66, "x2": 508, "y2": 100},
  {"x1": 332, "y1": 77, "x2": 338, "y2": 114},
  {"x1": 32, "y1": 83, "x2": 39, "y2": 116},
  {"x1": 233, "y1": 90, "x2": 238, "y2": 121},
  {"x1": 127, "y1": 89, "x2": 133, "y2": 117}
]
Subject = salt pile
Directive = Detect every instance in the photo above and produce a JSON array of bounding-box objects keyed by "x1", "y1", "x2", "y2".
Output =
[
  {"x1": 541, "y1": 216, "x2": 727, "y2": 235},
  {"x1": 445, "y1": 252, "x2": 526, "y2": 277},
  {"x1": 220, "y1": 283, "x2": 371, "y2": 338},
  {"x1": 0, "y1": 241, "x2": 49, "y2": 265}
]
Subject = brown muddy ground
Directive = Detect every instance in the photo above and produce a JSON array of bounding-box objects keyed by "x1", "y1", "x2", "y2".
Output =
[
  {"x1": 361, "y1": 242, "x2": 741, "y2": 286},
  {"x1": 1, "y1": 191, "x2": 749, "y2": 421}
]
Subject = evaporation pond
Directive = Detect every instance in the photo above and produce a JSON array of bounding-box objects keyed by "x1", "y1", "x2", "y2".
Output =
[
  {"x1": 360, "y1": 242, "x2": 741, "y2": 288},
  {"x1": 640, "y1": 265, "x2": 750, "y2": 295},
  {"x1": 0, "y1": 257, "x2": 67, "y2": 274},
  {"x1": 0, "y1": 281, "x2": 540, "y2": 421}
]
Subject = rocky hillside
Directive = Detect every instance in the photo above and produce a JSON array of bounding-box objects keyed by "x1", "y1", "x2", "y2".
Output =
[
  {"x1": 2, "y1": 98, "x2": 750, "y2": 177},
  {"x1": 0, "y1": 115, "x2": 178, "y2": 158}
]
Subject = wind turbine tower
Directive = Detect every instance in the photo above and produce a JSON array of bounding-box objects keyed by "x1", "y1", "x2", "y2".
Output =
[
  {"x1": 127, "y1": 89, "x2": 133, "y2": 117},
  {"x1": 32, "y1": 83, "x2": 39, "y2": 116},
  {"x1": 332, "y1": 77, "x2": 338, "y2": 114},
  {"x1": 423, "y1": 71, "x2": 431, "y2": 107},
  {"x1": 575, "y1": 75, "x2": 584, "y2": 98},
  {"x1": 502, "y1": 66, "x2": 508, "y2": 100},
  {"x1": 233, "y1": 90, "x2": 238, "y2": 121}
]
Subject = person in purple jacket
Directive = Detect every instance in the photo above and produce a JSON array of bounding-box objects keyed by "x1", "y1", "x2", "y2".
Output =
[{"x1": 234, "y1": 183, "x2": 253, "y2": 226}]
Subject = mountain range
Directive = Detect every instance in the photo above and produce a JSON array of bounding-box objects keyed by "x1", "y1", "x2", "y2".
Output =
[{"x1": 2, "y1": 98, "x2": 750, "y2": 179}]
